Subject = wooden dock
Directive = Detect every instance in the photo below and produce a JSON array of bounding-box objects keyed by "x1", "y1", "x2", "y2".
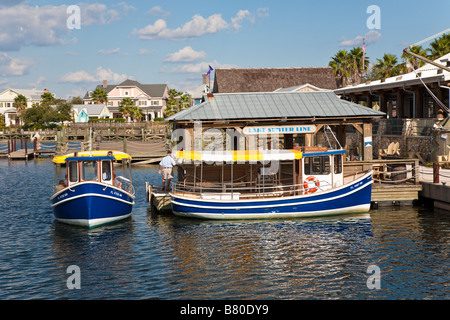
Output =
[
  {"x1": 146, "y1": 182, "x2": 171, "y2": 212},
  {"x1": 8, "y1": 149, "x2": 35, "y2": 160}
]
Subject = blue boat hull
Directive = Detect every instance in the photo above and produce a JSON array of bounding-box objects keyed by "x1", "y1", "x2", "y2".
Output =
[
  {"x1": 171, "y1": 172, "x2": 373, "y2": 219},
  {"x1": 51, "y1": 182, "x2": 135, "y2": 228}
]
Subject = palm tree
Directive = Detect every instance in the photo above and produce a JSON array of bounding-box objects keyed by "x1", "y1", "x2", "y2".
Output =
[
  {"x1": 402, "y1": 45, "x2": 429, "y2": 71},
  {"x1": 427, "y1": 33, "x2": 450, "y2": 60},
  {"x1": 14, "y1": 94, "x2": 27, "y2": 125},
  {"x1": 129, "y1": 106, "x2": 143, "y2": 121},
  {"x1": 329, "y1": 50, "x2": 352, "y2": 88},
  {"x1": 119, "y1": 97, "x2": 134, "y2": 121},
  {"x1": 41, "y1": 92, "x2": 55, "y2": 105},
  {"x1": 349, "y1": 47, "x2": 369, "y2": 85},
  {"x1": 374, "y1": 53, "x2": 402, "y2": 79},
  {"x1": 91, "y1": 88, "x2": 108, "y2": 104}
]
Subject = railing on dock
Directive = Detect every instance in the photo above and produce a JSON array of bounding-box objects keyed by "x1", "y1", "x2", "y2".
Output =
[{"x1": 344, "y1": 159, "x2": 420, "y2": 185}]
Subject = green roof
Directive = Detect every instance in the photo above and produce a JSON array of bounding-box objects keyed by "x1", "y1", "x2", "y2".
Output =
[{"x1": 166, "y1": 91, "x2": 385, "y2": 121}]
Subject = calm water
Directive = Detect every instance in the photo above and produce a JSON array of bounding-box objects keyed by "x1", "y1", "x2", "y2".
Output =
[{"x1": 0, "y1": 159, "x2": 448, "y2": 300}]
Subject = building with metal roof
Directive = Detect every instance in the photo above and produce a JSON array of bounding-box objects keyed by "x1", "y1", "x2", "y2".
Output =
[
  {"x1": 167, "y1": 91, "x2": 384, "y2": 122},
  {"x1": 167, "y1": 91, "x2": 385, "y2": 160}
]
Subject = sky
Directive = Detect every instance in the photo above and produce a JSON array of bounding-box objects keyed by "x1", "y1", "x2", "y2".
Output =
[{"x1": 0, "y1": 0, "x2": 449, "y2": 100}]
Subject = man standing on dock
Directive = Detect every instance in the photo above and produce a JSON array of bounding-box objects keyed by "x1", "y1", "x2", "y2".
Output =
[{"x1": 159, "y1": 151, "x2": 176, "y2": 191}]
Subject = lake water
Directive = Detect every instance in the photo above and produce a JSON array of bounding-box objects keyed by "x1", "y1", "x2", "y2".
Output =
[{"x1": 0, "y1": 159, "x2": 448, "y2": 300}]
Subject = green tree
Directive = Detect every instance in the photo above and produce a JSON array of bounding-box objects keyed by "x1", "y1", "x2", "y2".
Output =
[
  {"x1": 402, "y1": 45, "x2": 429, "y2": 71},
  {"x1": 427, "y1": 33, "x2": 450, "y2": 60},
  {"x1": 129, "y1": 106, "x2": 143, "y2": 121},
  {"x1": 329, "y1": 50, "x2": 351, "y2": 88},
  {"x1": 119, "y1": 97, "x2": 134, "y2": 119},
  {"x1": 91, "y1": 88, "x2": 108, "y2": 104},
  {"x1": 349, "y1": 47, "x2": 370, "y2": 85},
  {"x1": 164, "y1": 89, "x2": 191, "y2": 117},
  {"x1": 373, "y1": 53, "x2": 403, "y2": 79},
  {"x1": 70, "y1": 96, "x2": 84, "y2": 104},
  {"x1": 41, "y1": 92, "x2": 55, "y2": 104},
  {"x1": 14, "y1": 94, "x2": 27, "y2": 124}
]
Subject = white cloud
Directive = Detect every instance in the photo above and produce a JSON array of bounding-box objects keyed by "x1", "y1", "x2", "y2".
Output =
[
  {"x1": 134, "y1": 14, "x2": 228, "y2": 40},
  {"x1": 257, "y1": 7, "x2": 269, "y2": 18},
  {"x1": 339, "y1": 30, "x2": 382, "y2": 47},
  {"x1": 230, "y1": 10, "x2": 252, "y2": 31},
  {"x1": 97, "y1": 48, "x2": 120, "y2": 55},
  {"x1": 59, "y1": 66, "x2": 131, "y2": 84},
  {"x1": 0, "y1": 52, "x2": 34, "y2": 76},
  {"x1": 29, "y1": 76, "x2": 46, "y2": 89},
  {"x1": 134, "y1": 8, "x2": 268, "y2": 41},
  {"x1": 0, "y1": 3, "x2": 122, "y2": 51},
  {"x1": 164, "y1": 46, "x2": 206, "y2": 62},
  {"x1": 148, "y1": 6, "x2": 170, "y2": 18}
]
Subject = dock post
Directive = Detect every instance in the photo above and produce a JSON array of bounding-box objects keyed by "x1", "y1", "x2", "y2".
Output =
[{"x1": 433, "y1": 162, "x2": 439, "y2": 184}]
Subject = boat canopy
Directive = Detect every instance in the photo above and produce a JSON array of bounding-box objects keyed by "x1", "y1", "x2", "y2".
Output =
[
  {"x1": 174, "y1": 149, "x2": 303, "y2": 163},
  {"x1": 53, "y1": 150, "x2": 132, "y2": 164}
]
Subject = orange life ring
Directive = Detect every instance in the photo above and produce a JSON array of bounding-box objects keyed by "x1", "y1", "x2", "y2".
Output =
[{"x1": 304, "y1": 176, "x2": 320, "y2": 194}]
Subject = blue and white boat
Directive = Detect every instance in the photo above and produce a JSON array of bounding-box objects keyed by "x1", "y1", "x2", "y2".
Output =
[
  {"x1": 51, "y1": 150, "x2": 135, "y2": 228},
  {"x1": 170, "y1": 148, "x2": 372, "y2": 219}
]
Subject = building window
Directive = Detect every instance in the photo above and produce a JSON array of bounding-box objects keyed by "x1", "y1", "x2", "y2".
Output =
[
  {"x1": 151, "y1": 100, "x2": 159, "y2": 106},
  {"x1": 139, "y1": 101, "x2": 147, "y2": 106},
  {"x1": 125, "y1": 91, "x2": 128, "y2": 96}
]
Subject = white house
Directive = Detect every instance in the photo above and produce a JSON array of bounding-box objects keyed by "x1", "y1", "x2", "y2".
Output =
[
  {"x1": 83, "y1": 79, "x2": 169, "y2": 120},
  {"x1": 0, "y1": 88, "x2": 46, "y2": 126}
]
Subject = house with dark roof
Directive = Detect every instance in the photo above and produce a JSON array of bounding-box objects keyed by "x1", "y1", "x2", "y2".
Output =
[
  {"x1": 83, "y1": 79, "x2": 169, "y2": 120},
  {"x1": 212, "y1": 67, "x2": 337, "y2": 93}
]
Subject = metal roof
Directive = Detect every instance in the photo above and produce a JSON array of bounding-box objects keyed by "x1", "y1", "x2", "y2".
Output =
[{"x1": 166, "y1": 91, "x2": 385, "y2": 121}]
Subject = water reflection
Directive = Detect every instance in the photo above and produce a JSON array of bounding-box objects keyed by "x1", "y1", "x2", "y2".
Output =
[
  {"x1": 1, "y1": 159, "x2": 449, "y2": 299},
  {"x1": 51, "y1": 219, "x2": 136, "y2": 299},
  {"x1": 147, "y1": 211, "x2": 375, "y2": 299}
]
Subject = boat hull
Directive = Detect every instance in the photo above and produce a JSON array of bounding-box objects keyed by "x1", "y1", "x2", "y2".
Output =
[
  {"x1": 51, "y1": 182, "x2": 135, "y2": 228},
  {"x1": 170, "y1": 172, "x2": 373, "y2": 220}
]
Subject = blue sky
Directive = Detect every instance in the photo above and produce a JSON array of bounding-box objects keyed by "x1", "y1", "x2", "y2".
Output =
[{"x1": 0, "y1": 0, "x2": 449, "y2": 99}]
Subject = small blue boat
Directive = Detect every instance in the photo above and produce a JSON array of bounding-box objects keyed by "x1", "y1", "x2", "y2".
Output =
[
  {"x1": 50, "y1": 150, "x2": 135, "y2": 228},
  {"x1": 170, "y1": 148, "x2": 372, "y2": 219}
]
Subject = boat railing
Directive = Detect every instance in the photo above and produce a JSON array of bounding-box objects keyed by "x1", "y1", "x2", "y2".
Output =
[
  {"x1": 171, "y1": 179, "x2": 333, "y2": 199},
  {"x1": 114, "y1": 176, "x2": 135, "y2": 195}
]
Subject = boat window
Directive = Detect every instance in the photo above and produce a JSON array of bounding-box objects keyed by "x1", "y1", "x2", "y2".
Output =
[
  {"x1": 68, "y1": 161, "x2": 78, "y2": 182},
  {"x1": 334, "y1": 154, "x2": 342, "y2": 174},
  {"x1": 304, "y1": 156, "x2": 330, "y2": 175},
  {"x1": 102, "y1": 160, "x2": 111, "y2": 181},
  {"x1": 81, "y1": 160, "x2": 98, "y2": 181}
]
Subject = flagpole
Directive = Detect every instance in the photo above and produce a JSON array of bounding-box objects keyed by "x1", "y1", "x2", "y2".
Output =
[{"x1": 362, "y1": 38, "x2": 365, "y2": 79}]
